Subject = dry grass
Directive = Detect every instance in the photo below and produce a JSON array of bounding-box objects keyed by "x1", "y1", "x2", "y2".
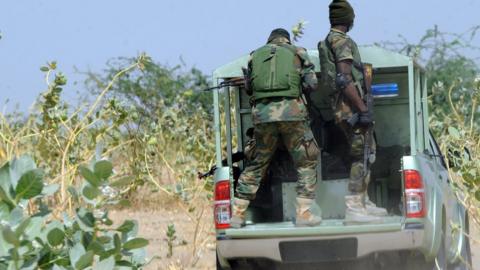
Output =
[{"x1": 110, "y1": 192, "x2": 216, "y2": 270}]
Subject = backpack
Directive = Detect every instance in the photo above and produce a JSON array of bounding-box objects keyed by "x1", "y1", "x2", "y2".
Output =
[
  {"x1": 317, "y1": 39, "x2": 337, "y2": 98},
  {"x1": 250, "y1": 44, "x2": 301, "y2": 100}
]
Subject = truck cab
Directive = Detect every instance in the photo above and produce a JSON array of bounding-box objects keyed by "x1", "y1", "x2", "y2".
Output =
[{"x1": 211, "y1": 46, "x2": 471, "y2": 269}]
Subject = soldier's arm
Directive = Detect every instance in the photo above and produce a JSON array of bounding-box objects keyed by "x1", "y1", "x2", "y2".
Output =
[
  {"x1": 331, "y1": 37, "x2": 367, "y2": 113},
  {"x1": 336, "y1": 61, "x2": 367, "y2": 113},
  {"x1": 296, "y1": 47, "x2": 318, "y2": 92}
]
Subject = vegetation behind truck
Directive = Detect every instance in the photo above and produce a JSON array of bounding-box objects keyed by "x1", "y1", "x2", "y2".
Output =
[{"x1": 211, "y1": 46, "x2": 472, "y2": 269}]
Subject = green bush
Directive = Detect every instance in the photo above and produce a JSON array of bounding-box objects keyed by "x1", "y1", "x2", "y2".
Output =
[{"x1": 0, "y1": 156, "x2": 149, "y2": 270}]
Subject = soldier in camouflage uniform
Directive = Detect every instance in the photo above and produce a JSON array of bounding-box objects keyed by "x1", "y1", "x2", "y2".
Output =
[
  {"x1": 320, "y1": 0, "x2": 387, "y2": 223},
  {"x1": 231, "y1": 28, "x2": 321, "y2": 228}
]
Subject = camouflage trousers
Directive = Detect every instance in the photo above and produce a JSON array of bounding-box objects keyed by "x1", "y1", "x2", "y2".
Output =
[
  {"x1": 236, "y1": 121, "x2": 319, "y2": 200},
  {"x1": 333, "y1": 94, "x2": 376, "y2": 194}
]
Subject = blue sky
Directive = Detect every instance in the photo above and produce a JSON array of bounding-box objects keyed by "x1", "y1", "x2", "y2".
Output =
[{"x1": 1, "y1": 0, "x2": 479, "y2": 112}]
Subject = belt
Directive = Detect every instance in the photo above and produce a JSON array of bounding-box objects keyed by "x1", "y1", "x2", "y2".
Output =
[{"x1": 256, "y1": 97, "x2": 295, "y2": 104}]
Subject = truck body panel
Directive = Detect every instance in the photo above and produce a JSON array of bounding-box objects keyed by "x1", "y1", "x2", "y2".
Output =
[{"x1": 211, "y1": 46, "x2": 468, "y2": 268}]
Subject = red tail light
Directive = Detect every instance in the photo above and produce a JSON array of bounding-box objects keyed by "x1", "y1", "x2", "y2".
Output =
[
  {"x1": 403, "y1": 170, "x2": 426, "y2": 218},
  {"x1": 214, "y1": 180, "x2": 231, "y2": 229}
]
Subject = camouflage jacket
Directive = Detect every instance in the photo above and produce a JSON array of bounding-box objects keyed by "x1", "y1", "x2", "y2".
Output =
[
  {"x1": 327, "y1": 28, "x2": 364, "y2": 89},
  {"x1": 248, "y1": 37, "x2": 318, "y2": 124}
]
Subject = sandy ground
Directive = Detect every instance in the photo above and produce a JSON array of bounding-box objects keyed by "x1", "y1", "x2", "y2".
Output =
[
  {"x1": 111, "y1": 203, "x2": 480, "y2": 270},
  {"x1": 110, "y1": 203, "x2": 216, "y2": 270},
  {"x1": 470, "y1": 223, "x2": 480, "y2": 269}
]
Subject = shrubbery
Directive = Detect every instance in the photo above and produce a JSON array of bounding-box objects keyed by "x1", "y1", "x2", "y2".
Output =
[{"x1": 0, "y1": 156, "x2": 148, "y2": 269}]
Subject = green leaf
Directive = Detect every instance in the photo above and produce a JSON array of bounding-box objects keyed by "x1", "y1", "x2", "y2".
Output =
[
  {"x1": 87, "y1": 240, "x2": 104, "y2": 255},
  {"x1": 99, "y1": 249, "x2": 116, "y2": 261},
  {"x1": 94, "y1": 160, "x2": 113, "y2": 180},
  {"x1": 76, "y1": 208, "x2": 95, "y2": 229},
  {"x1": 48, "y1": 61, "x2": 57, "y2": 70},
  {"x1": 75, "y1": 250, "x2": 94, "y2": 270},
  {"x1": 111, "y1": 176, "x2": 133, "y2": 187},
  {"x1": 9, "y1": 207, "x2": 23, "y2": 226},
  {"x1": 0, "y1": 163, "x2": 13, "y2": 205},
  {"x1": 47, "y1": 228, "x2": 65, "y2": 246},
  {"x1": 123, "y1": 238, "x2": 149, "y2": 250},
  {"x1": 14, "y1": 217, "x2": 31, "y2": 237},
  {"x1": 10, "y1": 155, "x2": 36, "y2": 187},
  {"x1": 2, "y1": 226, "x2": 20, "y2": 246},
  {"x1": 24, "y1": 217, "x2": 44, "y2": 240},
  {"x1": 116, "y1": 260, "x2": 133, "y2": 267},
  {"x1": 448, "y1": 126, "x2": 460, "y2": 139},
  {"x1": 93, "y1": 256, "x2": 114, "y2": 270},
  {"x1": 130, "y1": 248, "x2": 147, "y2": 265},
  {"x1": 0, "y1": 186, "x2": 14, "y2": 210},
  {"x1": 475, "y1": 190, "x2": 480, "y2": 201},
  {"x1": 40, "y1": 66, "x2": 49, "y2": 72},
  {"x1": 42, "y1": 184, "x2": 59, "y2": 196},
  {"x1": 69, "y1": 243, "x2": 85, "y2": 267},
  {"x1": 116, "y1": 220, "x2": 135, "y2": 233},
  {"x1": 97, "y1": 236, "x2": 111, "y2": 244},
  {"x1": 118, "y1": 199, "x2": 131, "y2": 207},
  {"x1": 52, "y1": 257, "x2": 69, "y2": 268},
  {"x1": 122, "y1": 220, "x2": 139, "y2": 240},
  {"x1": 67, "y1": 186, "x2": 79, "y2": 202},
  {"x1": 15, "y1": 169, "x2": 44, "y2": 201},
  {"x1": 104, "y1": 218, "x2": 113, "y2": 226},
  {"x1": 0, "y1": 203, "x2": 9, "y2": 220},
  {"x1": 113, "y1": 234, "x2": 121, "y2": 254},
  {"x1": 82, "y1": 184, "x2": 101, "y2": 200},
  {"x1": 79, "y1": 166, "x2": 101, "y2": 187}
]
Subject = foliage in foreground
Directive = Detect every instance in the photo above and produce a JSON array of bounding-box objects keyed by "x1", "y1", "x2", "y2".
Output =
[
  {"x1": 0, "y1": 54, "x2": 215, "y2": 267},
  {"x1": 0, "y1": 156, "x2": 148, "y2": 270}
]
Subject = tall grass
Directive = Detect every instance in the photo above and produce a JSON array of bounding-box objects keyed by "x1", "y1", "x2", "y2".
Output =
[{"x1": 0, "y1": 53, "x2": 216, "y2": 212}]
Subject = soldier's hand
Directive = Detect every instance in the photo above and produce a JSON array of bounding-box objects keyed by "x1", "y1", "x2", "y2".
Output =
[{"x1": 358, "y1": 111, "x2": 374, "y2": 126}]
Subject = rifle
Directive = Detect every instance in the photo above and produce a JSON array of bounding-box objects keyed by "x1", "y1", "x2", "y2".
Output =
[
  {"x1": 202, "y1": 81, "x2": 243, "y2": 92},
  {"x1": 346, "y1": 63, "x2": 375, "y2": 177},
  {"x1": 197, "y1": 152, "x2": 245, "y2": 179},
  {"x1": 198, "y1": 165, "x2": 217, "y2": 179},
  {"x1": 203, "y1": 68, "x2": 251, "y2": 92},
  {"x1": 361, "y1": 63, "x2": 374, "y2": 177}
]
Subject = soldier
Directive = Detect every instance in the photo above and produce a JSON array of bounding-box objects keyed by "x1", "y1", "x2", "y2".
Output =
[
  {"x1": 318, "y1": 0, "x2": 387, "y2": 223},
  {"x1": 230, "y1": 28, "x2": 321, "y2": 228}
]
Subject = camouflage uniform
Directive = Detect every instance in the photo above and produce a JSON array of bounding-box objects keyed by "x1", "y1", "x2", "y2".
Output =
[
  {"x1": 327, "y1": 28, "x2": 376, "y2": 194},
  {"x1": 235, "y1": 37, "x2": 319, "y2": 201}
]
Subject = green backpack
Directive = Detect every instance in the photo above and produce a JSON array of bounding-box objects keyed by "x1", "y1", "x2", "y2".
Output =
[
  {"x1": 250, "y1": 44, "x2": 301, "y2": 100},
  {"x1": 317, "y1": 39, "x2": 337, "y2": 98}
]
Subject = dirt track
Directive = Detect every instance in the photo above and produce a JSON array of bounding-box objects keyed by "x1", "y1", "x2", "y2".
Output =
[
  {"x1": 111, "y1": 207, "x2": 480, "y2": 270},
  {"x1": 110, "y1": 206, "x2": 216, "y2": 270},
  {"x1": 471, "y1": 224, "x2": 480, "y2": 269}
]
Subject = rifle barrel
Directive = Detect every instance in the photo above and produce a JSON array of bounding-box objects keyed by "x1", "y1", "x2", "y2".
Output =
[{"x1": 202, "y1": 82, "x2": 243, "y2": 92}]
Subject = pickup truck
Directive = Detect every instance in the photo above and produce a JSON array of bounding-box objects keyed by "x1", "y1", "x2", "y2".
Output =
[{"x1": 210, "y1": 46, "x2": 472, "y2": 269}]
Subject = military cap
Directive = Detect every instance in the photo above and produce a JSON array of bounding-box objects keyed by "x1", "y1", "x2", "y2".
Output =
[
  {"x1": 267, "y1": 28, "x2": 291, "y2": 43},
  {"x1": 329, "y1": 0, "x2": 355, "y2": 26}
]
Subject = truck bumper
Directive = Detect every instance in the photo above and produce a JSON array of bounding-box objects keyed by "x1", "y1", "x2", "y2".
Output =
[{"x1": 217, "y1": 229, "x2": 424, "y2": 265}]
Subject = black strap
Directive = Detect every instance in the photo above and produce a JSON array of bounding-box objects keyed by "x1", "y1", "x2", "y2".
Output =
[
  {"x1": 324, "y1": 35, "x2": 336, "y2": 63},
  {"x1": 270, "y1": 45, "x2": 277, "y2": 55}
]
